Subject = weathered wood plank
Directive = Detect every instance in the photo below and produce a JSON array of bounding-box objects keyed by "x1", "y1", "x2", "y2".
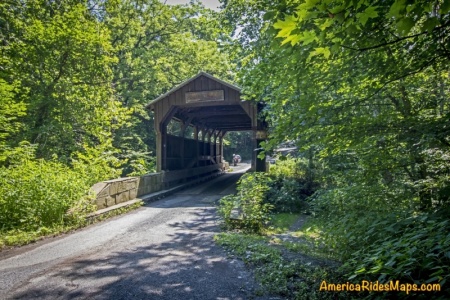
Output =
[{"x1": 194, "y1": 77, "x2": 202, "y2": 91}]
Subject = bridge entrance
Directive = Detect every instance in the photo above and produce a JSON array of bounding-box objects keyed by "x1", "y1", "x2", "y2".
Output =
[{"x1": 146, "y1": 72, "x2": 267, "y2": 177}]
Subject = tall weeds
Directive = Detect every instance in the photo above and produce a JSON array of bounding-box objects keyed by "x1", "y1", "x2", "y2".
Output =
[{"x1": 0, "y1": 144, "x2": 112, "y2": 234}]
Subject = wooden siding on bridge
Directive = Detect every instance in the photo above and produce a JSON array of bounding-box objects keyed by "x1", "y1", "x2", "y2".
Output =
[
  {"x1": 147, "y1": 72, "x2": 265, "y2": 173},
  {"x1": 149, "y1": 73, "x2": 243, "y2": 127}
]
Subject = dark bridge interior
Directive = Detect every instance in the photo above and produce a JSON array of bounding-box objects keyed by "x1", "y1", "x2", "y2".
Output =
[
  {"x1": 175, "y1": 105, "x2": 252, "y2": 132},
  {"x1": 146, "y1": 72, "x2": 266, "y2": 181}
]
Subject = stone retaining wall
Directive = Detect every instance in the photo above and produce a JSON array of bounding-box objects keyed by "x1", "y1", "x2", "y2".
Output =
[
  {"x1": 91, "y1": 164, "x2": 223, "y2": 210},
  {"x1": 91, "y1": 173, "x2": 164, "y2": 210}
]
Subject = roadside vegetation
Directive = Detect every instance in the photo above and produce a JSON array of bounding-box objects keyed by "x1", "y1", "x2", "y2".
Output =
[
  {"x1": 1, "y1": 1, "x2": 449, "y2": 298},
  {"x1": 0, "y1": 0, "x2": 234, "y2": 247},
  {"x1": 216, "y1": 158, "x2": 348, "y2": 299},
  {"x1": 215, "y1": 0, "x2": 449, "y2": 299},
  {"x1": 216, "y1": 156, "x2": 449, "y2": 299}
]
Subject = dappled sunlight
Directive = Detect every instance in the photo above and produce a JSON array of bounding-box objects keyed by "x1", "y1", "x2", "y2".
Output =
[{"x1": 9, "y1": 208, "x2": 259, "y2": 300}]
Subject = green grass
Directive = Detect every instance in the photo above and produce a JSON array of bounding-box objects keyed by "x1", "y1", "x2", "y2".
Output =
[
  {"x1": 214, "y1": 233, "x2": 280, "y2": 264},
  {"x1": 215, "y1": 213, "x2": 352, "y2": 299},
  {"x1": 266, "y1": 212, "x2": 301, "y2": 234},
  {"x1": 292, "y1": 223, "x2": 321, "y2": 239}
]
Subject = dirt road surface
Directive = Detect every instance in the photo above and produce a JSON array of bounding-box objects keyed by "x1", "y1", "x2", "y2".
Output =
[{"x1": 0, "y1": 164, "x2": 270, "y2": 300}]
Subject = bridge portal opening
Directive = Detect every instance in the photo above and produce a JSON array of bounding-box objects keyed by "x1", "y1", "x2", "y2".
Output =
[
  {"x1": 223, "y1": 131, "x2": 253, "y2": 164},
  {"x1": 146, "y1": 72, "x2": 267, "y2": 177}
]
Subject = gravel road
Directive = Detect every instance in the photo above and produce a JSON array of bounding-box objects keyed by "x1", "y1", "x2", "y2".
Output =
[{"x1": 0, "y1": 164, "x2": 269, "y2": 300}]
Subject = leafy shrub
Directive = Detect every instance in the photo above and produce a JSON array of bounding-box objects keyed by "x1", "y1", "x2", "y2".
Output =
[
  {"x1": 0, "y1": 144, "x2": 96, "y2": 232},
  {"x1": 267, "y1": 157, "x2": 319, "y2": 213},
  {"x1": 217, "y1": 194, "x2": 240, "y2": 229},
  {"x1": 267, "y1": 178, "x2": 314, "y2": 213},
  {"x1": 269, "y1": 156, "x2": 306, "y2": 179},
  {"x1": 308, "y1": 176, "x2": 450, "y2": 298},
  {"x1": 121, "y1": 152, "x2": 156, "y2": 177},
  {"x1": 0, "y1": 79, "x2": 26, "y2": 164},
  {"x1": 309, "y1": 182, "x2": 414, "y2": 258},
  {"x1": 344, "y1": 214, "x2": 450, "y2": 298},
  {"x1": 218, "y1": 156, "x2": 321, "y2": 230},
  {"x1": 71, "y1": 144, "x2": 122, "y2": 184},
  {"x1": 217, "y1": 172, "x2": 274, "y2": 233}
]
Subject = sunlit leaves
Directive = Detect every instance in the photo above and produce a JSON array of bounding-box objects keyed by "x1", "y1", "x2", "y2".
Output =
[
  {"x1": 356, "y1": 6, "x2": 378, "y2": 25},
  {"x1": 1, "y1": 0, "x2": 121, "y2": 161},
  {"x1": 274, "y1": 15, "x2": 299, "y2": 40},
  {"x1": 297, "y1": 0, "x2": 321, "y2": 10},
  {"x1": 309, "y1": 47, "x2": 331, "y2": 59},
  {"x1": 223, "y1": 0, "x2": 450, "y2": 291},
  {"x1": 0, "y1": 80, "x2": 26, "y2": 164},
  {"x1": 317, "y1": 18, "x2": 334, "y2": 31}
]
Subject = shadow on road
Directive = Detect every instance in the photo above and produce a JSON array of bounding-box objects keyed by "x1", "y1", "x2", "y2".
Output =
[{"x1": 11, "y1": 207, "x2": 266, "y2": 299}]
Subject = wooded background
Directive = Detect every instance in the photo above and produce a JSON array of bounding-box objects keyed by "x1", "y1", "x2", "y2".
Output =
[{"x1": 1, "y1": 0, "x2": 449, "y2": 295}]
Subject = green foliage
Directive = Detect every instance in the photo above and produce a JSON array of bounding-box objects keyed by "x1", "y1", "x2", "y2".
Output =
[
  {"x1": 215, "y1": 230, "x2": 349, "y2": 299},
  {"x1": 218, "y1": 173, "x2": 274, "y2": 233},
  {"x1": 121, "y1": 151, "x2": 156, "y2": 177},
  {"x1": 219, "y1": 157, "x2": 317, "y2": 231},
  {"x1": 267, "y1": 157, "x2": 319, "y2": 213},
  {"x1": 273, "y1": 0, "x2": 447, "y2": 63},
  {"x1": 0, "y1": 79, "x2": 25, "y2": 139},
  {"x1": 216, "y1": 194, "x2": 238, "y2": 227},
  {"x1": 222, "y1": 0, "x2": 450, "y2": 297},
  {"x1": 223, "y1": 131, "x2": 253, "y2": 161},
  {"x1": 310, "y1": 182, "x2": 412, "y2": 257},
  {"x1": 0, "y1": 143, "x2": 95, "y2": 232},
  {"x1": 347, "y1": 215, "x2": 450, "y2": 285},
  {"x1": 0, "y1": 79, "x2": 26, "y2": 164},
  {"x1": 1, "y1": 0, "x2": 124, "y2": 162},
  {"x1": 344, "y1": 214, "x2": 450, "y2": 298},
  {"x1": 307, "y1": 185, "x2": 450, "y2": 297},
  {"x1": 267, "y1": 178, "x2": 305, "y2": 213},
  {"x1": 269, "y1": 157, "x2": 305, "y2": 179}
]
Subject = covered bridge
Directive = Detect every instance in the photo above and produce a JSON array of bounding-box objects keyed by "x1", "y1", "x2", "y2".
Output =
[{"x1": 145, "y1": 72, "x2": 267, "y2": 181}]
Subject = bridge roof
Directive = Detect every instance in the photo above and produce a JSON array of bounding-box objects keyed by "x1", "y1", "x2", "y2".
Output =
[{"x1": 146, "y1": 72, "x2": 257, "y2": 132}]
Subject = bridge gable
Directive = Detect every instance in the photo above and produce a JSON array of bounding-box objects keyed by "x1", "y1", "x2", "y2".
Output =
[{"x1": 146, "y1": 72, "x2": 241, "y2": 108}]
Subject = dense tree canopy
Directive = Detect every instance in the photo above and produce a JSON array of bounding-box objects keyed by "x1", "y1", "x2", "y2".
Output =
[
  {"x1": 0, "y1": 0, "x2": 233, "y2": 175},
  {"x1": 221, "y1": 0, "x2": 450, "y2": 289},
  {"x1": 0, "y1": 0, "x2": 235, "y2": 236},
  {"x1": 222, "y1": 0, "x2": 450, "y2": 210},
  {"x1": 1, "y1": 0, "x2": 449, "y2": 291},
  {"x1": 1, "y1": 0, "x2": 127, "y2": 177}
]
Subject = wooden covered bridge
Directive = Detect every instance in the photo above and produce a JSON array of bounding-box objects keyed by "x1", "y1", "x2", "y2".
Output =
[
  {"x1": 93, "y1": 72, "x2": 267, "y2": 210},
  {"x1": 145, "y1": 72, "x2": 267, "y2": 180}
]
